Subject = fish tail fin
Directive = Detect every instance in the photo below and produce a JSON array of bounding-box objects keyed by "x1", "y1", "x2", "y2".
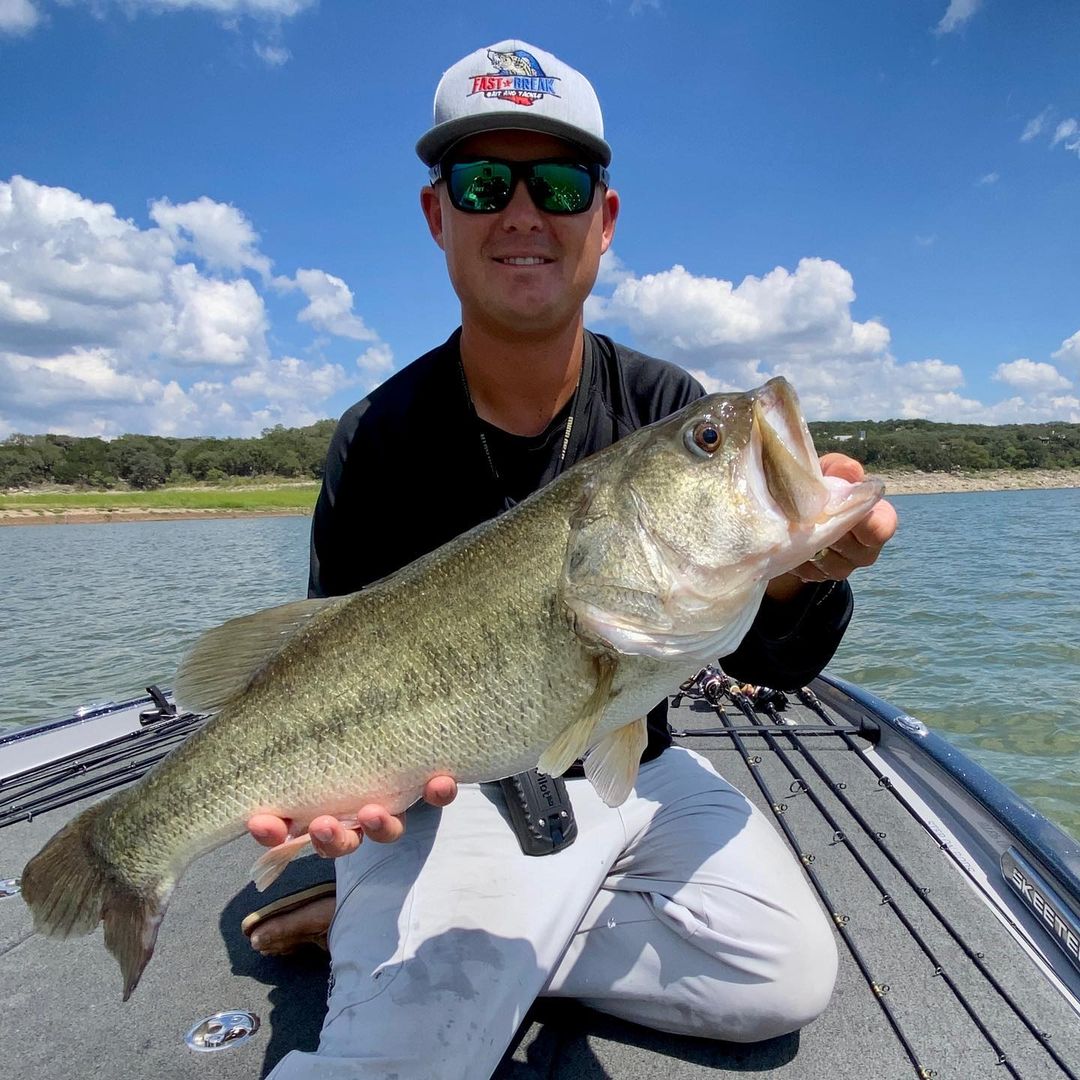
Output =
[
  {"x1": 21, "y1": 802, "x2": 112, "y2": 939},
  {"x1": 21, "y1": 801, "x2": 170, "y2": 1001},
  {"x1": 103, "y1": 887, "x2": 169, "y2": 1001}
]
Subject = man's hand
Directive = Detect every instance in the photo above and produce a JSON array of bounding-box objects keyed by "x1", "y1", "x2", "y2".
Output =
[
  {"x1": 247, "y1": 775, "x2": 458, "y2": 859},
  {"x1": 765, "y1": 453, "x2": 898, "y2": 602}
]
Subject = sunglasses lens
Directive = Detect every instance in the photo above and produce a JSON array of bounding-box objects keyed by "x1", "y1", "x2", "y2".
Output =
[
  {"x1": 529, "y1": 163, "x2": 595, "y2": 213},
  {"x1": 445, "y1": 160, "x2": 598, "y2": 214},
  {"x1": 448, "y1": 161, "x2": 513, "y2": 212}
]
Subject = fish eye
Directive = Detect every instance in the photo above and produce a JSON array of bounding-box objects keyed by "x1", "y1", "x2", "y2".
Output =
[{"x1": 685, "y1": 418, "x2": 723, "y2": 457}]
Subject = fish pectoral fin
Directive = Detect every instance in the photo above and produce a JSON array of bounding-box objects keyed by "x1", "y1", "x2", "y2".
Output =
[
  {"x1": 175, "y1": 596, "x2": 343, "y2": 714},
  {"x1": 583, "y1": 716, "x2": 648, "y2": 808},
  {"x1": 250, "y1": 833, "x2": 314, "y2": 892},
  {"x1": 538, "y1": 653, "x2": 618, "y2": 777}
]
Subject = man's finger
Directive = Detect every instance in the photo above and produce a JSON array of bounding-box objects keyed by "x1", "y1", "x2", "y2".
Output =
[
  {"x1": 423, "y1": 775, "x2": 457, "y2": 807},
  {"x1": 789, "y1": 557, "x2": 832, "y2": 583},
  {"x1": 791, "y1": 498, "x2": 897, "y2": 583},
  {"x1": 826, "y1": 535, "x2": 878, "y2": 570},
  {"x1": 248, "y1": 813, "x2": 290, "y2": 848},
  {"x1": 848, "y1": 499, "x2": 898, "y2": 550},
  {"x1": 819, "y1": 453, "x2": 865, "y2": 483},
  {"x1": 790, "y1": 548, "x2": 852, "y2": 583},
  {"x1": 309, "y1": 815, "x2": 362, "y2": 858},
  {"x1": 827, "y1": 522, "x2": 886, "y2": 567},
  {"x1": 356, "y1": 805, "x2": 407, "y2": 845}
]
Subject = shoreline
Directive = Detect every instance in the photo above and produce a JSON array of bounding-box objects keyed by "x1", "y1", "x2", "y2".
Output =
[
  {"x1": 0, "y1": 506, "x2": 312, "y2": 527},
  {"x1": 874, "y1": 468, "x2": 1080, "y2": 496},
  {"x1": 0, "y1": 469, "x2": 1077, "y2": 527}
]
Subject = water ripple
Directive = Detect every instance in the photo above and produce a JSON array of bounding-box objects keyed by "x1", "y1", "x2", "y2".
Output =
[{"x1": 831, "y1": 488, "x2": 1079, "y2": 837}]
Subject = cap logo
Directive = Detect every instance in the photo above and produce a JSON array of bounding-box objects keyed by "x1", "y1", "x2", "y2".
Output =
[{"x1": 468, "y1": 49, "x2": 560, "y2": 108}]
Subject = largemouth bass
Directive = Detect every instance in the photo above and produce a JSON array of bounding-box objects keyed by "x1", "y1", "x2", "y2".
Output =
[{"x1": 21, "y1": 377, "x2": 883, "y2": 999}]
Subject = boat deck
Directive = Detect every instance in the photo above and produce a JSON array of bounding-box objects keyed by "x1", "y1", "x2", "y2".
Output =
[{"x1": 2, "y1": 685, "x2": 1078, "y2": 1079}]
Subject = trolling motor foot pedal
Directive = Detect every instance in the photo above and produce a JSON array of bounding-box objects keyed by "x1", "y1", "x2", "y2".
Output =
[{"x1": 499, "y1": 768, "x2": 578, "y2": 856}]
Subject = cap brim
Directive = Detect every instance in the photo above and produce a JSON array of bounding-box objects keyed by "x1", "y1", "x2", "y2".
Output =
[{"x1": 416, "y1": 114, "x2": 611, "y2": 167}]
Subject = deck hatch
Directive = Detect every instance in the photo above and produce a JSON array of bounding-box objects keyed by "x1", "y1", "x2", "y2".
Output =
[{"x1": 185, "y1": 1010, "x2": 260, "y2": 1052}]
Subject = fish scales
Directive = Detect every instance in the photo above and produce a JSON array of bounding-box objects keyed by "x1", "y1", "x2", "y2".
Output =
[{"x1": 109, "y1": 469, "x2": 601, "y2": 874}]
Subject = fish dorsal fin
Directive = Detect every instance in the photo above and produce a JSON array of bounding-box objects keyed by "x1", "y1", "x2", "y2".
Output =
[
  {"x1": 537, "y1": 653, "x2": 618, "y2": 778},
  {"x1": 583, "y1": 716, "x2": 648, "y2": 807},
  {"x1": 174, "y1": 597, "x2": 340, "y2": 714}
]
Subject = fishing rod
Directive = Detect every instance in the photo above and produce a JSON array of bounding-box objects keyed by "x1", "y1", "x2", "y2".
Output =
[{"x1": 675, "y1": 668, "x2": 1076, "y2": 1079}]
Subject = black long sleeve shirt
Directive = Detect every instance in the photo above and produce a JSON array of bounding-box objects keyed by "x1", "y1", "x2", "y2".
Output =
[{"x1": 309, "y1": 329, "x2": 852, "y2": 763}]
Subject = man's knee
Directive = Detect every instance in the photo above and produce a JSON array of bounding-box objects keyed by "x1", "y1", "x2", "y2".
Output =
[{"x1": 696, "y1": 917, "x2": 839, "y2": 1043}]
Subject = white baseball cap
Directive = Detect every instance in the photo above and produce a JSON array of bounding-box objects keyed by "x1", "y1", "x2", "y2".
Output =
[{"x1": 416, "y1": 40, "x2": 611, "y2": 167}]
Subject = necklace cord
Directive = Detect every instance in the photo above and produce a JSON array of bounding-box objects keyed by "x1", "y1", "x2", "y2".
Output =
[{"x1": 457, "y1": 352, "x2": 584, "y2": 512}]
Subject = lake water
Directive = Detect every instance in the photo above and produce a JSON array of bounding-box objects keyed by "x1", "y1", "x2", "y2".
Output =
[{"x1": 1, "y1": 488, "x2": 1077, "y2": 837}]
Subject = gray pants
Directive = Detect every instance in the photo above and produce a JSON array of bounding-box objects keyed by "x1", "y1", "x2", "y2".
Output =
[{"x1": 267, "y1": 747, "x2": 838, "y2": 1079}]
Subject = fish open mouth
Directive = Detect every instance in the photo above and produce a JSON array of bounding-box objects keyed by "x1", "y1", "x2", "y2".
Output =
[{"x1": 750, "y1": 377, "x2": 883, "y2": 532}]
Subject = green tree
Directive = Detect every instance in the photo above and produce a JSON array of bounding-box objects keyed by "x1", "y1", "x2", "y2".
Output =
[{"x1": 127, "y1": 449, "x2": 168, "y2": 489}]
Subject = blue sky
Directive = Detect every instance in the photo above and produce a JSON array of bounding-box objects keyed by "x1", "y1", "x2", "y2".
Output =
[{"x1": 1, "y1": 0, "x2": 1078, "y2": 437}]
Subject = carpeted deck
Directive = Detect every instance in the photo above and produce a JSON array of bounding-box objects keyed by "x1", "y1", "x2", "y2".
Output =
[{"x1": 2, "y1": 686, "x2": 1077, "y2": 1079}]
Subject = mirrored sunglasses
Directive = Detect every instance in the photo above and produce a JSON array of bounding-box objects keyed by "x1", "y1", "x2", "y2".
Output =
[{"x1": 429, "y1": 157, "x2": 610, "y2": 215}]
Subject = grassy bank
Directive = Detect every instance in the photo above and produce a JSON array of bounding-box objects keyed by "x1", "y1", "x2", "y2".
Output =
[{"x1": 0, "y1": 482, "x2": 319, "y2": 520}]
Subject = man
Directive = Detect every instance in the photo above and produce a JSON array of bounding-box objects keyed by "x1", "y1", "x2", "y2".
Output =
[{"x1": 249, "y1": 40, "x2": 898, "y2": 1079}]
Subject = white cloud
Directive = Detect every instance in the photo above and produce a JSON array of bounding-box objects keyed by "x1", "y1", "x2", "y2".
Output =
[
  {"x1": 230, "y1": 355, "x2": 352, "y2": 404},
  {"x1": 357, "y1": 342, "x2": 394, "y2": 378},
  {"x1": 288, "y1": 268, "x2": 379, "y2": 341},
  {"x1": 1021, "y1": 108, "x2": 1051, "y2": 142},
  {"x1": 73, "y1": 0, "x2": 314, "y2": 15},
  {"x1": 2, "y1": 347, "x2": 158, "y2": 409},
  {"x1": 915, "y1": 234, "x2": 937, "y2": 247},
  {"x1": 1049, "y1": 118, "x2": 1080, "y2": 156},
  {"x1": 0, "y1": 175, "x2": 387, "y2": 438},
  {"x1": 0, "y1": 176, "x2": 267, "y2": 366},
  {"x1": 150, "y1": 196, "x2": 272, "y2": 277},
  {"x1": 935, "y1": 0, "x2": 981, "y2": 34},
  {"x1": 1021, "y1": 109, "x2": 1080, "y2": 158},
  {"x1": 975, "y1": 392, "x2": 1080, "y2": 424},
  {"x1": 0, "y1": 280, "x2": 49, "y2": 324},
  {"x1": 0, "y1": 346, "x2": 203, "y2": 437},
  {"x1": 0, "y1": 0, "x2": 39, "y2": 34},
  {"x1": 253, "y1": 39, "x2": 290, "y2": 65},
  {"x1": 596, "y1": 249, "x2": 634, "y2": 288},
  {"x1": 977, "y1": 172, "x2": 999, "y2": 185},
  {"x1": 591, "y1": 257, "x2": 889, "y2": 365},
  {"x1": 588, "y1": 256, "x2": 1078, "y2": 423},
  {"x1": 993, "y1": 358, "x2": 1072, "y2": 393},
  {"x1": 162, "y1": 264, "x2": 267, "y2": 367},
  {"x1": 0, "y1": 0, "x2": 313, "y2": 44},
  {"x1": 1052, "y1": 331, "x2": 1080, "y2": 371},
  {"x1": 1051, "y1": 119, "x2": 1078, "y2": 146}
]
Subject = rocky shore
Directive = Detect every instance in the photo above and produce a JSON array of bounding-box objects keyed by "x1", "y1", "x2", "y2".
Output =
[{"x1": 875, "y1": 468, "x2": 1080, "y2": 496}]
